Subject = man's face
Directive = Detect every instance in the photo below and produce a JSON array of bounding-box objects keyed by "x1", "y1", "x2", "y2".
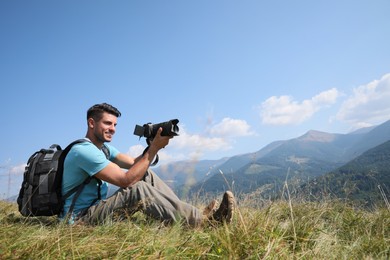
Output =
[{"x1": 91, "y1": 112, "x2": 118, "y2": 143}]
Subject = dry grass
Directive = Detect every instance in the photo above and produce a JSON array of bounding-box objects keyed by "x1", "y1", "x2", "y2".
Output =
[{"x1": 1, "y1": 198, "x2": 389, "y2": 259}]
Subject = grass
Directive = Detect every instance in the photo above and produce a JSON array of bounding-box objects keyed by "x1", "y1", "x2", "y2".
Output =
[{"x1": 1, "y1": 198, "x2": 389, "y2": 259}]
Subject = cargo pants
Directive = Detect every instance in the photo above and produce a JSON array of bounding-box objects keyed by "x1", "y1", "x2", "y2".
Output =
[{"x1": 79, "y1": 169, "x2": 203, "y2": 227}]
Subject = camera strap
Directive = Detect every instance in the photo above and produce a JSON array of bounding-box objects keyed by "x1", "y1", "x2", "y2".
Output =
[{"x1": 143, "y1": 138, "x2": 159, "y2": 166}]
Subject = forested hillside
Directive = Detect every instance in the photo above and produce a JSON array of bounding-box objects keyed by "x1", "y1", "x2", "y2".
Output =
[{"x1": 298, "y1": 140, "x2": 390, "y2": 207}]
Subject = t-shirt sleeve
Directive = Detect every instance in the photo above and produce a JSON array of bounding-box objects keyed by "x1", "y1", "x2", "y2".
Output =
[{"x1": 71, "y1": 143, "x2": 110, "y2": 176}]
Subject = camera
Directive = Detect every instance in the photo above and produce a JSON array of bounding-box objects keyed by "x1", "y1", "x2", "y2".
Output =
[{"x1": 133, "y1": 119, "x2": 179, "y2": 139}]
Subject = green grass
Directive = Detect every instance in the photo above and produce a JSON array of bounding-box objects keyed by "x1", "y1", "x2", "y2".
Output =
[{"x1": 1, "y1": 199, "x2": 389, "y2": 259}]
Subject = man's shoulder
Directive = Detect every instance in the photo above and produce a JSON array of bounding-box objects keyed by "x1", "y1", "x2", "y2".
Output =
[
  {"x1": 68, "y1": 141, "x2": 100, "y2": 158},
  {"x1": 71, "y1": 140, "x2": 95, "y2": 150}
]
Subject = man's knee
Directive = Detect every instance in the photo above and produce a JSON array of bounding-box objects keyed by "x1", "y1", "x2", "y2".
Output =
[{"x1": 117, "y1": 181, "x2": 152, "y2": 202}]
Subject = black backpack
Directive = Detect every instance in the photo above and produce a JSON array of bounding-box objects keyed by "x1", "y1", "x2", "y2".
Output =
[{"x1": 17, "y1": 139, "x2": 108, "y2": 217}]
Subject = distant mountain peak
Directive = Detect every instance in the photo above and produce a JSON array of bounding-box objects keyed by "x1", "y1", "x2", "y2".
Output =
[{"x1": 298, "y1": 130, "x2": 336, "y2": 142}]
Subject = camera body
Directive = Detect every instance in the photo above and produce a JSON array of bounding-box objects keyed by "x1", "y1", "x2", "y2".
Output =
[{"x1": 133, "y1": 119, "x2": 179, "y2": 139}]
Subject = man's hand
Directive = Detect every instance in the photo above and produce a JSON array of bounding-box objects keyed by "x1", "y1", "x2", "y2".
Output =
[
  {"x1": 96, "y1": 127, "x2": 173, "y2": 188},
  {"x1": 149, "y1": 127, "x2": 172, "y2": 152}
]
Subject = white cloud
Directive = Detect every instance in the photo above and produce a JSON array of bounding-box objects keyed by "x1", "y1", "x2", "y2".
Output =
[
  {"x1": 126, "y1": 144, "x2": 145, "y2": 158},
  {"x1": 337, "y1": 73, "x2": 390, "y2": 129},
  {"x1": 0, "y1": 163, "x2": 25, "y2": 176},
  {"x1": 10, "y1": 164, "x2": 25, "y2": 175},
  {"x1": 260, "y1": 88, "x2": 340, "y2": 125},
  {"x1": 170, "y1": 127, "x2": 231, "y2": 153},
  {"x1": 126, "y1": 143, "x2": 186, "y2": 163},
  {"x1": 178, "y1": 133, "x2": 228, "y2": 150},
  {"x1": 208, "y1": 117, "x2": 254, "y2": 137}
]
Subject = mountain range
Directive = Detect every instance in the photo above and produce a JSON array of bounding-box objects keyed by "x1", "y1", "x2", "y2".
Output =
[
  {"x1": 154, "y1": 120, "x2": 390, "y2": 203},
  {"x1": 6, "y1": 120, "x2": 390, "y2": 206}
]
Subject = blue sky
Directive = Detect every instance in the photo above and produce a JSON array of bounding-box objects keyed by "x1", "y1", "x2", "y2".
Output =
[{"x1": 1, "y1": 1, "x2": 390, "y2": 198}]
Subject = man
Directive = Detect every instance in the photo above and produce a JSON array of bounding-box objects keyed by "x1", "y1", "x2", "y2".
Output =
[{"x1": 61, "y1": 103, "x2": 235, "y2": 227}]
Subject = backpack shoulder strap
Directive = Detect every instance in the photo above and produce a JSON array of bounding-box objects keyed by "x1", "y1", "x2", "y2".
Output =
[
  {"x1": 61, "y1": 138, "x2": 107, "y2": 217},
  {"x1": 58, "y1": 139, "x2": 88, "y2": 177},
  {"x1": 101, "y1": 144, "x2": 110, "y2": 159}
]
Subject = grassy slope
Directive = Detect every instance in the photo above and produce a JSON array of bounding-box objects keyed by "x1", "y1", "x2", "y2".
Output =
[{"x1": 1, "y1": 200, "x2": 389, "y2": 259}]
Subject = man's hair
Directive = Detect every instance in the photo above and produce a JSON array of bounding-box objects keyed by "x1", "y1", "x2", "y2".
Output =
[{"x1": 87, "y1": 103, "x2": 121, "y2": 121}]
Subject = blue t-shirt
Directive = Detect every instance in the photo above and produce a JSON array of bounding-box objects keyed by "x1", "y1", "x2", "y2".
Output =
[{"x1": 61, "y1": 140, "x2": 119, "y2": 220}]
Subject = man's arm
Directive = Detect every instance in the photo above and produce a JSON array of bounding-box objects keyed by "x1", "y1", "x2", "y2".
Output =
[
  {"x1": 112, "y1": 153, "x2": 135, "y2": 169},
  {"x1": 94, "y1": 128, "x2": 170, "y2": 187},
  {"x1": 111, "y1": 148, "x2": 151, "y2": 169}
]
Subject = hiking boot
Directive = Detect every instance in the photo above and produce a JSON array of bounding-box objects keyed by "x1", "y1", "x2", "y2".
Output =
[
  {"x1": 211, "y1": 191, "x2": 235, "y2": 223},
  {"x1": 203, "y1": 199, "x2": 219, "y2": 218}
]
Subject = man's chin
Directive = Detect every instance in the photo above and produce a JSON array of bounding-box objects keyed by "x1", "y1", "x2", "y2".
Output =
[{"x1": 104, "y1": 136, "x2": 113, "y2": 142}]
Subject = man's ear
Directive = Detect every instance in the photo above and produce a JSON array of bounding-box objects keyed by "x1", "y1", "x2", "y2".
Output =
[{"x1": 88, "y1": 118, "x2": 95, "y2": 129}]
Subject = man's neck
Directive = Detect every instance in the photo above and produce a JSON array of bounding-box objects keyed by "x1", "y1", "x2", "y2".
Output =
[{"x1": 85, "y1": 135, "x2": 104, "y2": 149}]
